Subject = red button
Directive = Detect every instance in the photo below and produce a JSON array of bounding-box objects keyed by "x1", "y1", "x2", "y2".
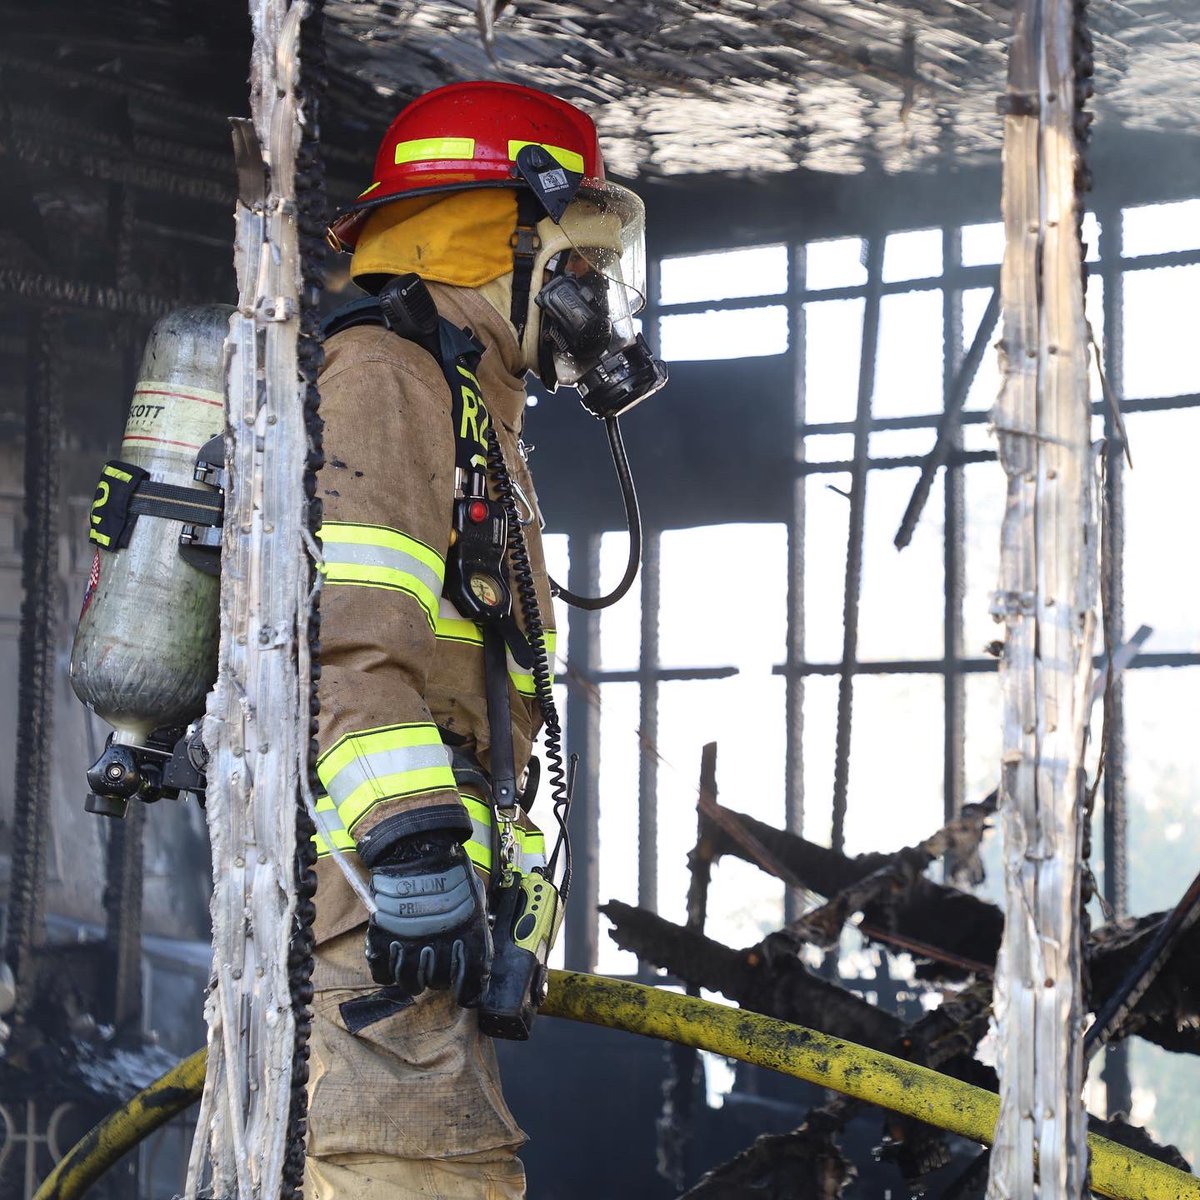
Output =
[{"x1": 468, "y1": 500, "x2": 489, "y2": 523}]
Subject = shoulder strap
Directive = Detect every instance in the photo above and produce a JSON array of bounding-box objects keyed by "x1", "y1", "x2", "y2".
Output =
[{"x1": 320, "y1": 295, "x2": 388, "y2": 340}]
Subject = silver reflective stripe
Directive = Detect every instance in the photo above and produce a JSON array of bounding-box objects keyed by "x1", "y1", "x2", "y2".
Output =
[
  {"x1": 518, "y1": 840, "x2": 547, "y2": 873},
  {"x1": 324, "y1": 741, "x2": 453, "y2": 807},
  {"x1": 315, "y1": 806, "x2": 346, "y2": 843},
  {"x1": 325, "y1": 540, "x2": 443, "y2": 599},
  {"x1": 470, "y1": 817, "x2": 492, "y2": 851}
]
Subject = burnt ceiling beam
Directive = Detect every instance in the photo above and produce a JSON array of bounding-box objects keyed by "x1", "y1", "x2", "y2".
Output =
[
  {"x1": 2, "y1": 130, "x2": 235, "y2": 207},
  {"x1": 0, "y1": 268, "x2": 177, "y2": 319}
]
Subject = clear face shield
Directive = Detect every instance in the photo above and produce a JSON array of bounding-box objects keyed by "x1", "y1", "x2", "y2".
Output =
[{"x1": 532, "y1": 183, "x2": 667, "y2": 418}]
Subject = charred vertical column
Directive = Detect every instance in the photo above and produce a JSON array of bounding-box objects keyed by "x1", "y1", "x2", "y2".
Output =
[
  {"x1": 1098, "y1": 203, "x2": 1131, "y2": 1118},
  {"x1": 988, "y1": 0, "x2": 1097, "y2": 1191},
  {"x1": 784, "y1": 243, "x2": 807, "y2": 923},
  {"x1": 830, "y1": 236, "x2": 882, "y2": 856},
  {"x1": 4, "y1": 309, "x2": 62, "y2": 1006},
  {"x1": 564, "y1": 531, "x2": 601, "y2": 972},
  {"x1": 102, "y1": 805, "x2": 145, "y2": 1032},
  {"x1": 637, "y1": 528, "x2": 660, "y2": 930},
  {"x1": 942, "y1": 226, "x2": 967, "y2": 866}
]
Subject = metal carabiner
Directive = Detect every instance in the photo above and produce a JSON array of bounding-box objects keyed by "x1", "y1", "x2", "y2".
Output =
[{"x1": 509, "y1": 477, "x2": 544, "y2": 530}]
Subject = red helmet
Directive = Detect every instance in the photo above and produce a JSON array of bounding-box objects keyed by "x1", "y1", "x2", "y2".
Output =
[{"x1": 329, "y1": 81, "x2": 607, "y2": 250}]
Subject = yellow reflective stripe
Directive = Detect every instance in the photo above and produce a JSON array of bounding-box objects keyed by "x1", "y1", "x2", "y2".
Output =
[
  {"x1": 318, "y1": 523, "x2": 444, "y2": 629},
  {"x1": 435, "y1": 598, "x2": 558, "y2": 697},
  {"x1": 317, "y1": 722, "x2": 456, "y2": 834},
  {"x1": 508, "y1": 629, "x2": 558, "y2": 696},
  {"x1": 103, "y1": 464, "x2": 134, "y2": 483},
  {"x1": 394, "y1": 137, "x2": 476, "y2": 165},
  {"x1": 310, "y1": 788, "x2": 545, "y2": 877},
  {"x1": 312, "y1": 794, "x2": 355, "y2": 857},
  {"x1": 435, "y1": 597, "x2": 485, "y2": 646},
  {"x1": 507, "y1": 140, "x2": 585, "y2": 175},
  {"x1": 359, "y1": 181, "x2": 382, "y2": 198}
]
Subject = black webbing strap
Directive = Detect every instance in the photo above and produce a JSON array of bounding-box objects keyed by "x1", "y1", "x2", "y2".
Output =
[
  {"x1": 482, "y1": 626, "x2": 518, "y2": 811},
  {"x1": 130, "y1": 479, "x2": 223, "y2": 526},
  {"x1": 88, "y1": 460, "x2": 223, "y2": 551},
  {"x1": 509, "y1": 190, "x2": 542, "y2": 345}
]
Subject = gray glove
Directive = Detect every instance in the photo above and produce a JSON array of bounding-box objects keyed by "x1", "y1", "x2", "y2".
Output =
[{"x1": 364, "y1": 830, "x2": 493, "y2": 1007}]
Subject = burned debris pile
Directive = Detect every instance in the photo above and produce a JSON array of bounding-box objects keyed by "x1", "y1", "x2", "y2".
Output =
[{"x1": 602, "y1": 764, "x2": 1196, "y2": 1197}]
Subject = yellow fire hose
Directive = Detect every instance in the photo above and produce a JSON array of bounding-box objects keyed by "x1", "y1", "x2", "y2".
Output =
[{"x1": 34, "y1": 970, "x2": 1200, "y2": 1200}]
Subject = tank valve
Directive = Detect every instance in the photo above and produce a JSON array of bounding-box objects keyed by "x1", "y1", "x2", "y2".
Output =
[
  {"x1": 83, "y1": 727, "x2": 208, "y2": 819},
  {"x1": 84, "y1": 742, "x2": 148, "y2": 818}
]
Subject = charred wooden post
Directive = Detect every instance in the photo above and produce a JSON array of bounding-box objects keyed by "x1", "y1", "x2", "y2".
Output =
[
  {"x1": 990, "y1": 0, "x2": 1097, "y2": 1187},
  {"x1": 185, "y1": 2, "x2": 321, "y2": 1197},
  {"x1": 658, "y1": 742, "x2": 718, "y2": 1190},
  {"x1": 4, "y1": 310, "x2": 62, "y2": 1012}
]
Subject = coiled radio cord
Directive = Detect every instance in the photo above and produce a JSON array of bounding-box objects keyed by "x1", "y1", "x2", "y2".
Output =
[{"x1": 485, "y1": 425, "x2": 572, "y2": 900}]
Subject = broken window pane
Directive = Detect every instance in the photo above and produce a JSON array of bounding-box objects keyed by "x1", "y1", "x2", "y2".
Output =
[
  {"x1": 599, "y1": 530, "x2": 641, "y2": 671},
  {"x1": 962, "y1": 287, "x2": 1003, "y2": 412},
  {"x1": 804, "y1": 297, "x2": 865, "y2": 425},
  {"x1": 596, "y1": 681, "x2": 642, "y2": 975},
  {"x1": 658, "y1": 524, "x2": 786, "y2": 669},
  {"x1": 873, "y1": 289, "x2": 944, "y2": 419},
  {"x1": 657, "y1": 675, "x2": 786, "y2": 924},
  {"x1": 658, "y1": 244, "x2": 788, "y2": 306},
  {"x1": 805, "y1": 237, "x2": 867, "y2": 291},
  {"x1": 857, "y1": 469, "x2": 944, "y2": 661},
  {"x1": 802, "y1": 475, "x2": 851, "y2": 662},
  {"x1": 883, "y1": 228, "x2": 942, "y2": 282},
  {"x1": 960, "y1": 221, "x2": 1005, "y2": 267},
  {"x1": 965, "y1": 669, "x2": 1003, "y2": 909},
  {"x1": 962, "y1": 461, "x2": 1006, "y2": 662},
  {"x1": 868, "y1": 427, "x2": 939, "y2": 459},
  {"x1": 804, "y1": 433, "x2": 856, "y2": 462},
  {"x1": 802, "y1": 674, "x2": 839, "y2": 845},
  {"x1": 659, "y1": 305, "x2": 788, "y2": 361},
  {"x1": 1122, "y1": 265, "x2": 1200, "y2": 398},
  {"x1": 1122, "y1": 409, "x2": 1200, "y2": 652},
  {"x1": 1122, "y1": 198, "x2": 1200, "y2": 258},
  {"x1": 843, "y1": 674, "x2": 943, "y2": 856},
  {"x1": 543, "y1": 531, "x2": 570, "y2": 668},
  {"x1": 1124, "y1": 666, "x2": 1200, "y2": 916}
]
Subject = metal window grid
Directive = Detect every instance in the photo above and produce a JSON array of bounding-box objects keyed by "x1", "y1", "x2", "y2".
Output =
[{"x1": 556, "y1": 216, "x2": 1200, "y2": 1087}]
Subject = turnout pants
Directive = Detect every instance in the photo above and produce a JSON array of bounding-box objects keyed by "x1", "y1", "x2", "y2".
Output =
[{"x1": 304, "y1": 929, "x2": 527, "y2": 1200}]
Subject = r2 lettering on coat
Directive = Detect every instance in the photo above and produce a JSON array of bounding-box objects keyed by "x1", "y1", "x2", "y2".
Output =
[{"x1": 457, "y1": 383, "x2": 490, "y2": 452}]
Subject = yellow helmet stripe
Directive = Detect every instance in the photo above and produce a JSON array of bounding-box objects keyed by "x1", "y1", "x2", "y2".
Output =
[
  {"x1": 394, "y1": 136, "x2": 477, "y2": 165},
  {"x1": 508, "y1": 140, "x2": 585, "y2": 175}
]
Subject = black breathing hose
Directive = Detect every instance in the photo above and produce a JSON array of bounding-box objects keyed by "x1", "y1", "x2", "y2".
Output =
[{"x1": 549, "y1": 416, "x2": 641, "y2": 611}]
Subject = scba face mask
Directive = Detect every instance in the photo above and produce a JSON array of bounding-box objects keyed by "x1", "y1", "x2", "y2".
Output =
[{"x1": 530, "y1": 189, "x2": 668, "y2": 418}]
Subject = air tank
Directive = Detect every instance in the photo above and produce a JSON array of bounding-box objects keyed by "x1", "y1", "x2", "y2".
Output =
[{"x1": 71, "y1": 305, "x2": 232, "y2": 747}]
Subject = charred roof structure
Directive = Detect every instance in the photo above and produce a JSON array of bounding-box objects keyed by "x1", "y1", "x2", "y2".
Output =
[{"x1": 3, "y1": 0, "x2": 1200, "y2": 1197}]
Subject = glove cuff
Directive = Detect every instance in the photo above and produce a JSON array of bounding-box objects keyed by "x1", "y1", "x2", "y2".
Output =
[{"x1": 358, "y1": 803, "x2": 473, "y2": 869}]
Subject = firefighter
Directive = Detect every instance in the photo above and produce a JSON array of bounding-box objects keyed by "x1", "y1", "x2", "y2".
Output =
[{"x1": 306, "y1": 81, "x2": 663, "y2": 1200}]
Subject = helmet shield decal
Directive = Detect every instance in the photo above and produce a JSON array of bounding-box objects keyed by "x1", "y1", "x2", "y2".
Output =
[{"x1": 513, "y1": 143, "x2": 584, "y2": 223}]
